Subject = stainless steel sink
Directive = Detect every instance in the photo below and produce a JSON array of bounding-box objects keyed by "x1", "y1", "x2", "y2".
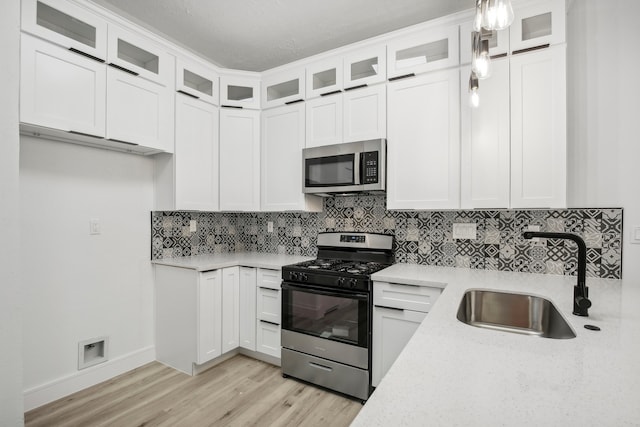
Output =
[{"x1": 456, "y1": 289, "x2": 576, "y2": 339}]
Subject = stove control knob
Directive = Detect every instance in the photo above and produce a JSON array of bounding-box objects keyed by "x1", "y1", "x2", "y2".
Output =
[
  {"x1": 349, "y1": 278, "x2": 358, "y2": 289},
  {"x1": 290, "y1": 272, "x2": 298, "y2": 281},
  {"x1": 300, "y1": 273, "x2": 308, "y2": 282},
  {"x1": 337, "y1": 277, "x2": 345, "y2": 287}
]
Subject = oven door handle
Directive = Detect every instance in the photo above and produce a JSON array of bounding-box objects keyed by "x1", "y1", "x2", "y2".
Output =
[{"x1": 281, "y1": 282, "x2": 369, "y2": 300}]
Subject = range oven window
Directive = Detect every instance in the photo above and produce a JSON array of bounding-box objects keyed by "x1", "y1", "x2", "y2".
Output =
[
  {"x1": 282, "y1": 283, "x2": 369, "y2": 348},
  {"x1": 305, "y1": 154, "x2": 355, "y2": 187}
]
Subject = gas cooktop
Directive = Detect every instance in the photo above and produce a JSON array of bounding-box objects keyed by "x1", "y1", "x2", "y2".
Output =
[{"x1": 291, "y1": 258, "x2": 391, "y2": 276}]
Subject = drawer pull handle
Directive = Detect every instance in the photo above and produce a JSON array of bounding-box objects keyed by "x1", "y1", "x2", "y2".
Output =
[
  {"x1": 512, "y1": 44, "x2": 550, "y2": 56},
  {"x1": 309, "y1": 362, "x2": 333, "y2": 372},
  {"x1": 374, "y1": 305, "x2": 404, "y2": 312},
  {"x1": 68, "y1": 47, "x2": 105, "y2": 63},
  {"x1": 177, "y1": 89, "x2": 199, "y2": 99},
  {"x1": 260, "y1": 320, "x2": 279, "y2": 326},
  {"x1": 108, "y1": 62, "x2": 139, "y2": 76}
]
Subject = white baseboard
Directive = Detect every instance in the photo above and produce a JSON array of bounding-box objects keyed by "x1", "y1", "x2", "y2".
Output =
[{"x1": 24, "y1": 346, "x2": 155, "y2": 412}]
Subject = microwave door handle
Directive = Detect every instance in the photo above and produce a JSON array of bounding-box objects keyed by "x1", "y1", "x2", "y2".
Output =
[{"x1": 353, "y1": 153, "x2": 361, "y2": 185}]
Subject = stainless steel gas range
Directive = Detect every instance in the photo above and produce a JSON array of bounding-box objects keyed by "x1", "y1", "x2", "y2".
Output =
[{"x1": 280, "y1": 232, "x2": 394, "y2": 401}]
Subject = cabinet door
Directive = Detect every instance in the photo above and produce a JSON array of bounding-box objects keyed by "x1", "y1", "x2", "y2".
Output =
[
  {"x1": 460, "y1": 59, "x2": 510, "y2": 209},
  {"x1": 257, "y1": 287, "x2": 281, "y2": 325},
  {"x1": 174, "y1": 94, "x2": 219, "y2": 211},
  {"x1": 306, "y1": 56, "x2": 343, "y2": 99},
  {"x1": 22, "y1": 0, "x2": 107, "y2": 61},
  {"x1": 387, "y1": 70, "x2": 460, "y2": 210},
  {"x1": 372, "y1": 306, "x2": 426, "y2": 387},
  {"x1": 20, "y1": 34, "x2": 106, "y2": 138},
  {"x1": 106, "y1": 67, "x2": 174, "y2": 152},
  {"x1": 510, "y1": 46, "x2": 566, "y2": 208},
  {"x1": 176, "y1": 57, "x2": 219, "y2": 105},
  {"x1": 219, "y1": 108, "x2": 261, "y2": 211},
  {"x1": 220, "y1": 75, "x2": 261, "y2": 109},
  {"x1": 305, "y1": 94, "x2": 343, "y2": 148},
  {"x1": 261, "y1": 104, "x2": 322, "y2": 212},
  {"x1": 222, "y1": 267, "x2": 240, "y2": 353},
  {"x1": 107, "y1": 24, "x2": 172, "y2": 86},
  {"x1": 510, "y1": 0, "x2": 565, "y2": 52},
  {"x1": 387, "y1": 25, "x2": 459, "y2": 78},
  {"x1": 343, "y1": 45, "x2": 387, "y2": 88},
  {"x1": 343, "y1": 85, "x2": 386, "y2": 143},
  {"x1": 239, "y1": 267, "x2": 257, "y2": 351},
  {"x1": 197, "y1": 270, "x2": 222, "y2": 364},
  {"x1": 256, "y1": 320, "x2": 281, "y2": 358},
  {"x1": 262, "y1": 68, "x2": 305, "y2": 109}
]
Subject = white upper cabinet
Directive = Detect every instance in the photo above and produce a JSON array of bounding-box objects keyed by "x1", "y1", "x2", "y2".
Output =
[
  {"x1": 343, "y1": 45, "x2": 387, "y2": 89},
  {"x1": 343, "y1": 85, "x2": 386, "y2": 143},
  {"x1": 22, "y1": 0, "x2": 107, "y2": 61},
  {"x1": 262, "y1": 67, "x2": 305, "y2": 109},
  {"x1": 261, "y1": 103, "x2": 322, "y2": 212},
  {"x1": 460, "y1": 59, "x2": 511, "y2": 209},
  {"x1": 107, "y1": 24, "x2": 172, "y2": 86},
  {"x1": 459, "y1": 21, "x2": 509, "y2": 65},
  {"x1": 510, "y1": 45, "x2": 566, "y2": 208},
  {"x1": 106, "y1": 66, "x2": 174, "y2": 152},
  {"x1": 219, "y1": 108, "x2": 261, "y2": 211},
  {"x1": 387, "y1": 24, "x2": 459, "y2": 79},
  {"x1": 20, "y1": 33, "x2": 106, "y2": 138},
  {"x1": 387, "y1": 69, "x2": 460, "y2": 210},
  {"x1": 305, "y1": 94, "x2": 344, "y2": 148},
  {"x1": 173, "y1": 93, "x2": 219, "y2": 211},
  {"x1": 176, "y1": 58, "x2": 219, "y2": 105},
  {"x1": 219, "y1": 74, "x2": 261, "y2": 109},
  {"x1": 306, "y1": 56, "x2": 343, "y2": 99},
  {"x1": 510, "y1": 0, "x2": 565, "y2": 52}
]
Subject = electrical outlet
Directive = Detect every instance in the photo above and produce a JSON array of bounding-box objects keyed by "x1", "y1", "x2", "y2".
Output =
[
  {"x1": 267, "y1": 221, "x2": 274, "y2": 233},
  {"x1": 89, "y1": 218, "x2": 100, "y2": 235},
  {"x1": 452, "y1": 223, "x2": 477, "y2": 240},
  {"x1": 631, "y1": 226, "x2": 640, "y2": 244},
  {"x1": 189, "y1": 220, "x2": 197, "y2": 232}
]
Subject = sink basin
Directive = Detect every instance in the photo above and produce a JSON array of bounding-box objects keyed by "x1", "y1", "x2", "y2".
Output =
[{"x1": 456, "y1": 289, "x2": 576, "y2": 339}]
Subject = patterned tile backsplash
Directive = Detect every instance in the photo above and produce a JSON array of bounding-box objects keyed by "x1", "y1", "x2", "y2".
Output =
[{"x1": 152, "y1": 195, "x2": 623, "y2": 279}]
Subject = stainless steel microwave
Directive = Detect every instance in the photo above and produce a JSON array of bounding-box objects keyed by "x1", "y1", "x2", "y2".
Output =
[{"x1": 303, "y1": 139, "x2": 386, "y2": 196}]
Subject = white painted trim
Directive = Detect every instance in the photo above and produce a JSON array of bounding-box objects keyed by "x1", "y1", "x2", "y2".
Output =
[{"x1": 23, "y1": 346, "x2": 155, "y2": 411}]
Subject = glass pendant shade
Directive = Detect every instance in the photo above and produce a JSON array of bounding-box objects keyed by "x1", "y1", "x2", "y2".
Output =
[
  {"x1": 481, "y1": 0, "x2": 514, "y2": 31},
  {"x1": 472, "y1": 0, "x2": 483, "y2": 32},
  {"x1": 471, "y1": 33, "x2": 491, "y2": 79}
]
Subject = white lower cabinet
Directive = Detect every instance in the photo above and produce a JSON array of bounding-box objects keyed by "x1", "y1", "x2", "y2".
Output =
[
  {"x1": 156, "y1": 265, "x2": 239, "y2": 375},
  {"x1": 372, "y1": 281, "x2": 442, "y2": 387},
  {"x1": 256, "y1": 268, "x2": 282, "y2": 358},
  {"x1": 239, "y1": 267, "x2": 257, "y2": 351},
  {"x1": 387, "y1": 70, "x2": 460, "y2": 210},
  {"x1": 221, "y1": 267, "x2": 240, "y2": 353}
]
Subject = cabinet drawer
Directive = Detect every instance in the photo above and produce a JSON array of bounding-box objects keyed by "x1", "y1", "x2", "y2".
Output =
[
  {"x1": 257, "y1": 268, "x2": 281, "y2": 290},
  {"x1": 373, "y1": 281, "x2": 442, "y2": 313},
  {"x1": 256, "y1": 320, "x2": 281, "y2": 358},
  {"x1": 257, "y1": 286, "x2": 280, "y2": 324}
]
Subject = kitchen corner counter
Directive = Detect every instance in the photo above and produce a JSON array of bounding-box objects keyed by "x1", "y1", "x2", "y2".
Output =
[
  {"x1": 356, "y1": 264, "x2": 640, "y2": 426},
  {"x1": 151, "y1": 252, "x2": 313, "y2": 271}
]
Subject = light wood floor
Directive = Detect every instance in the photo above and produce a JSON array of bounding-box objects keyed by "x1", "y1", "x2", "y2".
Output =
[{"x1": 25, "y1": 354, "x2": 363, "y2": 427}]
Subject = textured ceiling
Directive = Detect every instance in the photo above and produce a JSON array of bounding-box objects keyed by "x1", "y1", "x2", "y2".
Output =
[{"x1": 90, "y1": 0, "x2": 473, "y2": 72}]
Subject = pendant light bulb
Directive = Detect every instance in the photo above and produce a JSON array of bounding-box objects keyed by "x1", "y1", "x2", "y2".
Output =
[
  {"x1": 481, "y1": 0, "x2": 497, "y2": 30},
  {"x1": 471, "y1": 33, "x2": 491, "y2": 79},
  {"x1": 472, "y1": 0, "x2": 483, "y2": 32},
  {"x1": 492, "y1": 0, "x2": 514, "y2": 30}
]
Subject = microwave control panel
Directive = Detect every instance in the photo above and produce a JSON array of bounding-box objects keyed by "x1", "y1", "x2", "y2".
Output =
[{"x1": 362, "y1": 151, "x2": 379, "y2": 184}]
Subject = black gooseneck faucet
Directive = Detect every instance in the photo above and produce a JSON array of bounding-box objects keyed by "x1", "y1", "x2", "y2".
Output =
[{"x1": 522, "y1": 231, "x2": 592, "y2": 316}]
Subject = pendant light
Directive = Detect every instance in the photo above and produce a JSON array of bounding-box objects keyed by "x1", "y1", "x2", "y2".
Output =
[
  {"x1": 471, "y1": 31, "x2": 491, "y2": 79},
  {"x1": 479, "y1": 0, "x2": 514, "y2": 31},
  {"x1": 469, "y1": 71, "x2": 480, "y2": 108}
]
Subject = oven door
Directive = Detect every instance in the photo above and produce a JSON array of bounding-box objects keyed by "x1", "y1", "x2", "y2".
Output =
[{"x1": 282, "y1": 280, "x2": 370, "y2": 341}]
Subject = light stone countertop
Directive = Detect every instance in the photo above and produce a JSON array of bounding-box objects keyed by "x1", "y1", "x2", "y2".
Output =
[
  {"x1": 151, "y1": 252, "x2": 313, "y2": 271},
  {"x1": 353, "y1": 263, "x2": 640, "y2": 426}
]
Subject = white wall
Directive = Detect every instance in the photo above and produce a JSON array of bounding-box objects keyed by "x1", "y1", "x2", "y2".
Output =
[
  {"x1": 567, "y1": 0, "x2": 640, "y2": 281},
  {"x1": 0, "y1": 0, "x2": 24, "y2": 425},
  {"x1": 20, "y1": 137, "x2": 156, "y2": 409}
]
